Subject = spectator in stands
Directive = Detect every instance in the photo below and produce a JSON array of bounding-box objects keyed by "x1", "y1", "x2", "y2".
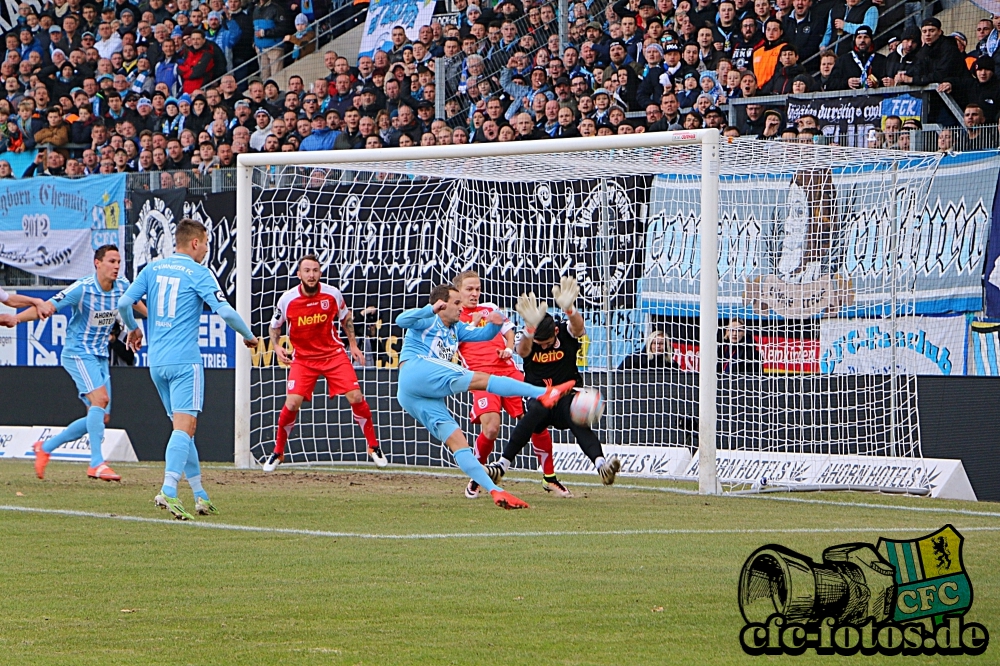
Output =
[
  {"x1": 830, "y1": 26, "x2": 890, "y2": 90},
  {"x1": 719, "y1": 319, "x2": 761, "y2": 374},
  {"x1": 783, "y1": 0, "x2": 825, "y2": 70},
  {"x1": 762, "y1": 44, "x2": 806, "y2": 94},
  {"x1": 753, "y1": 19, "x2": 787, "y2": 89},
  {"x1": 820, "y1": 0, "x2": 879, "y2": 57},
  {"x1": 954, "y1": 104, "x2": 999, "y2": 151},
  {"x1": 621, "y1": 331, "x2": 677, "y2": 370},
  {"x1": 970, "y1": 56, "x2": 1000, "y2": 123},
  {"x1": 886, "y1": 28, "x2": 920, "y2": 81},
  {"x1": 284, "y1": 14, "x2": 315, "y2": 63},
  {"x1": 895, "y1": 19, "x2": 973, "y2": 123},
  {"x1": 253, "y1": 0, "x2": 289, "y2": 80}
]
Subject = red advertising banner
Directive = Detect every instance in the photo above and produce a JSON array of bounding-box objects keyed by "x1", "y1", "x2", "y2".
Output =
[{"x1": 668, "y1": 337, "x2": 819, "y2": 374}]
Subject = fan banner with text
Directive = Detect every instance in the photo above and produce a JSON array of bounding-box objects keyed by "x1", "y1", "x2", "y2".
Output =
[{"x1": 641, "y1": 151, "x2": 1000, "y2": 318}]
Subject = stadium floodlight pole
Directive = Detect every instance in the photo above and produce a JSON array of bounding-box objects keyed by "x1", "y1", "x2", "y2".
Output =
[{"x1": 234, "y1": 130, "x2": 721, "y2": 478}]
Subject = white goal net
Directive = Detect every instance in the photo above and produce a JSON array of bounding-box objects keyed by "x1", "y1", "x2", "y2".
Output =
[{"x1": 236, "y1": 134, "x2": 943, "y2": 493}]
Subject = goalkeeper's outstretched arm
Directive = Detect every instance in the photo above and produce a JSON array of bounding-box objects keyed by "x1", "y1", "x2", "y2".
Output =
[{"x1": 553, "y1": 276, "x2": 585, "y2": 338}]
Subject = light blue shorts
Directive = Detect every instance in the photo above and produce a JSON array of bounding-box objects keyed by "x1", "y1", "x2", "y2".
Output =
[
  {"x1": 395, "y1": 357, "x2": 474, "y2": 443},
  {"x1": 62, "y1": 354, "x2": 111, "y2": 413},
  {"x1": 150, "y1": 363, "x2": 205, "y2": 417}
]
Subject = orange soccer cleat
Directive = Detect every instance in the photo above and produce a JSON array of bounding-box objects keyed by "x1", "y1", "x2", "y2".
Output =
[
  {"x1": 32, "y1": 441, "x2": 50, "y2": 480},
  {"x1": 538, "y1": 380, "x2": 576, "y2": 408},
  {"x1": 87, "y1": 463, "x2": 121, "y2": 482},
  {"x1": 490, "y1": 489, "x2": 529, "y2": 510}
]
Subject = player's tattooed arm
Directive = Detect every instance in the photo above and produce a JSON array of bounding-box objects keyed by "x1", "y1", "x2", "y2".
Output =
[
  {"x1": 342, "y1": 311, "x2": 365, "y2": 366},
  {"x1": 270, "y1": 325, "x2": 292, "y2": 365}
]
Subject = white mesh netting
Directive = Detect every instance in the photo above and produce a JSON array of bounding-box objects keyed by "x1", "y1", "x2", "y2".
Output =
[{"x1": 244, "y1": 139, "x2": 943, "y2": 488}]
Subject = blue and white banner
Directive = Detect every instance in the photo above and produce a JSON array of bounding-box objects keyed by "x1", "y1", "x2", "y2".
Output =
[
  {"x1": 0, "y1": 174, "x2": 126, "y2": 280},
  {"x1": 359, "y1": 0, "x2": 436, "y2": 58},
  {"x1": 818, "y1": 315, "x2": 968, "y2": 376},
  {"x1": 641, "y1": 151, "x2": 1000, "y2": 318},
  {"x1": 1, "y1": 289, "x2": 236, "y2": 368},
  {"x1": 966, "y1": 320, "x2": 1000, "y2": 376}
]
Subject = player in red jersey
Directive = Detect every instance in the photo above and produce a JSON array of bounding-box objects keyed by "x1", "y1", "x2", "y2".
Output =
[
  {"x1": 454, "y1": 271, "x2": 571, "y2": 499},
  {"x1": 261, "y1": 255, "x2": 388, "y2": 472}
]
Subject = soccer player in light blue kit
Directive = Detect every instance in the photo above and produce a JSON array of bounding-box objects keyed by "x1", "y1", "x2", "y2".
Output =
[
  {"x1": 118, "y1": 219, "x2": 258, "y2": 520},
  {"x1": 8, "y1": 245, "x2": 144, "y2": 481},
  {"x1": 395, "y1": 283, "x2": 575, "y2": 510}
]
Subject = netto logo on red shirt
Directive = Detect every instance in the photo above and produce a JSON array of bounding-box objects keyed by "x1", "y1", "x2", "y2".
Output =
[
  {"x1": 532, "y1": 350, "x2": 565, "y2": 364},
  {"x1": 297, "y1": 313, "x2": 329, "y2": 326}
]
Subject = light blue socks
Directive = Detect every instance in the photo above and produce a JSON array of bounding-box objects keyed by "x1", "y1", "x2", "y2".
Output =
[
  {"x1": 86, "y1": 407, "x2": 106, "y2": 467},
  {"x1": 42, "y1": 417, "x2": 88, "y2": 453},
  {"x1": 161, "y1": 430, "x2": 191, "y2": 497},
  {"x1": 454, "y1": 447, "x2": 500, "y2": 493},
  {"x1": 486, "y1": 375, "x2": 545, "y2": 399}
]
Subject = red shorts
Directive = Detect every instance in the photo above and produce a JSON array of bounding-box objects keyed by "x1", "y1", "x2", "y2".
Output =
[
  {"x1": 287, "y1": 353, "x2": 360, "y2": 400},
  {"x1": 469, "y1": 366, "x2": 525, "y2": 423}
]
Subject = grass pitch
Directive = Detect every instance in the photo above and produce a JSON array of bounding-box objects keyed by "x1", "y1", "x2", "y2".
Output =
[{"x1": 1, "y1": 459, "x2": 998, "y2": 665}]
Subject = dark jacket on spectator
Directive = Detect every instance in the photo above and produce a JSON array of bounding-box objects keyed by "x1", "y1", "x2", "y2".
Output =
[
  {"x1": 906, "y1": 36, "x2": 972, "y2": 100},
  {"x1": 762, "y1": 63, "x2": 806, "y2": 94},
  {"x1": 830, "y1": 49, "x2": 888, "y2": 90},
  {"x1": 636, "y1": 64, "x2": 666, "y2": 109},
  {"x1": 334, "y1": 127, "x2": 364, "y2": 149},
  {"x1": 783, "y1": 11, "x2": 825, "y2": 69},
  {"x1": 970, "y1": 75, "x2": 1000, "y2": 122}
]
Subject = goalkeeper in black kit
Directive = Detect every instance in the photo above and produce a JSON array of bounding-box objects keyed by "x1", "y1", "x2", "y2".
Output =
[{"x1": 486, "y1": 277, "x2": 621, "y2": 491}]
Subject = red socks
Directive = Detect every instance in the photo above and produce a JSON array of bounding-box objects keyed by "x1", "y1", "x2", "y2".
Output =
[
  {"x1": 475, "y1": 432, "x2": 495, "y2": 464},
  {"x1": 531, "y1": 430, "x2": 554, "y2": 476},
  {"x1": 351, "y1": 400, "x2": 379, "y2": 450},
  {"x1": 275, "y1": 406, "x2": 298, "y2": 456}
]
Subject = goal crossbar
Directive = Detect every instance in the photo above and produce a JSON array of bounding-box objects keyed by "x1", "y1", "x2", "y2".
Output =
[{"x1": 234, "y1": 130, "x2": 723, "y2": 493}]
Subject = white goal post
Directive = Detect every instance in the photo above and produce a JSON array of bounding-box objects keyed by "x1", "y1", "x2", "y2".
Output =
[
  {"x1": 233, "y1": 132, "x2": 958, "y2": 497},
  {"x1": 235, "y1": 130, "x2": 723, "y2": 490}
]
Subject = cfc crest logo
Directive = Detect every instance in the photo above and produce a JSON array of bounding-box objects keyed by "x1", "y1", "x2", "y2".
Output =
[{"x1": 739, "y1": 525, "x2": 987, "y2": 656}]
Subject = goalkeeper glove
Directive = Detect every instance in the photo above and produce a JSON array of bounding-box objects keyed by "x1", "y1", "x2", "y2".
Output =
[
  {"x1": 516, "y1": 292, "x2": 547, "y2": 336},
  {"x1": 552, "y1": 276, "x2": 579, "y2": 316}
]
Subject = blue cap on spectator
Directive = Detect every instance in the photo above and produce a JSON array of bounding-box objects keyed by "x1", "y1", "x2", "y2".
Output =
[
  {"x1": 49, "y1": 25, "x2": 62, "y2": 33},
  {"x1": 71, "y1": 86, "x2": 85, "y2": 95},
  {"x1": 82, "y1": 31, "x2": 95, "y2": 39},
  {"x1": 235, "y1": 99, "x2": 250, "y2": 108},
  {"x1": 19, "y1": 25, "x2": 31, "y2": 33},
  {"x1": 179, "y1": 93, "x2": 192, "y2": 104},
  {"x1": 138, "y1": 97, "x2": 152, "y2": 109},
  {"x1": 97, "y1": 73, "x2": 113, "y2": 82},
  {"x1": 208, "y1": 11, "x2": 222, "y2": 20},
  {"x1": 646, "y1": 43, "x2": 664, "y2": 55},
  {"x1": 295, "y1": 13, "x2": 308, "y2": 26},
  {"x1": 171, "y1": 26, "x2": 183, "y2": 37},
  {"x1": 165, "y1": 97, "x2": 179, "y2": 107},
  {"x1": 593, "y1": 88, "x2": 610, "y2": 97},
  {"x1": 120, "y1": 7, "x2": 134, "y2": 16},
  {"x1": 466, "y1": 4, "x2": 481, "y2": 16}
]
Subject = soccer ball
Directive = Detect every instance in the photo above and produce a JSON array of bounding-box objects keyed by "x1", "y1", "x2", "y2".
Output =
[{"x1": 570, "y1": 388, "x2": 605, "y2": 427}]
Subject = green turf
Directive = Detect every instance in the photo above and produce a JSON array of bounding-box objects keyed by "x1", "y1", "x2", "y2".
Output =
[{"x1": 1, "y1": 460, "x2": 997, "y2": 665}]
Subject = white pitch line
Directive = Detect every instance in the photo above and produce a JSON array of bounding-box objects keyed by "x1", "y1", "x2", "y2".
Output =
[
  {"x1": 248, "y1": 466, "x2": 1000, "y2": 518},
  {"x1": 2, "y1": 504, "x2": 1000, "y2": 540}
]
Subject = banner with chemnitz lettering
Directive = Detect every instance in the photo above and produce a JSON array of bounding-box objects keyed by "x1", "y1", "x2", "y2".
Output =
[
  {"x1": 0, "y1": 173, "x2": 126, "y2": 280},
  {"x1": 641, "y1": 151, "x2": 1000, "y2": 318}
]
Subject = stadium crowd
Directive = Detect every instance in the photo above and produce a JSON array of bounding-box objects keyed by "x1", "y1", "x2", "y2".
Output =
[{"x1": 0, "y1": 0, "x2": 996, "y2": 179}]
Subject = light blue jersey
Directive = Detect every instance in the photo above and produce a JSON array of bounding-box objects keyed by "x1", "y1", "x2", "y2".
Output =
[
  {"x1": 122, "y1": 254, "x2": 227, "y2": 367},
  {"x1": 397, "y1": 305, "x2": 502, "y2": 364},
  {"x1": 50, "y1": 274, "x2": 131, "y2": 358}
]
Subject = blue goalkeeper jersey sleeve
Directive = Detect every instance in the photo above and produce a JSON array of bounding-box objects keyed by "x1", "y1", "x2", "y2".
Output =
[
  {"x1": 124, "y1": 253, "x2": 227, "y2": 367},
  {"x1": 50, "y1": 274, "x2": 131, "y2": 358}
]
